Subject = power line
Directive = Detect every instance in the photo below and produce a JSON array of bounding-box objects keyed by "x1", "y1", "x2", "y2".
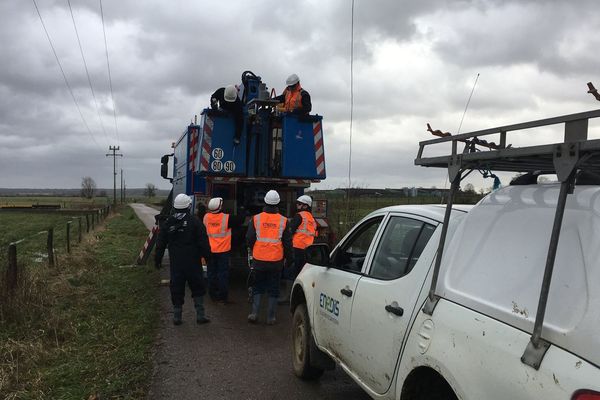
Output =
[
  {"x1": 99, "y1": 0, "x2": 119, "y2": 145},
  {"x1": 68, "y1": 0, "x2": 109, "y2": 146},
  {"x1": 457, "y1": 73, "x2": 480, "y2": 134},
  {"x1": 32, "y1": 0, "x2": 101, "y2": 148},
  {"x1": 345, "y1": 0, "x2": 355, "y2": 226},
  {"x1": 348, "y1": 0, "x2": 355, "y2": 189}
]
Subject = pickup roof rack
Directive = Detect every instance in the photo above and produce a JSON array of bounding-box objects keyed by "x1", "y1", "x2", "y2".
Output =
[{"x1": 416, "y1": 108, "x2": 600, "y2": 370}]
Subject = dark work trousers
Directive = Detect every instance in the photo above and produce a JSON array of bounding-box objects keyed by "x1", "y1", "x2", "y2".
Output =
[
  {"x1": 283, "y1": 248, "x2": 306, "y2": 281},
  {"x1": 170, "y1": 264, "x2": 206, "y2": 306},
  {"x1": 207, "y1": 252, "x2": 230, "y2": 301},
  {"x1": 253, "y1": 266, "x2": 282, "y2": 298}
]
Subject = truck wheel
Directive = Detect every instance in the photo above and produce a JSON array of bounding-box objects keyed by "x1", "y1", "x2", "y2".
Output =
[{"x1": 291, "y1": 303, "x2": 324, "y2": 380}]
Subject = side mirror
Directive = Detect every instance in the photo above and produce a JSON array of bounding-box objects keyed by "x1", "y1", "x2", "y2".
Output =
[
  {"x1": 305, "y1": 243, "x2": 330, "y2": 267},
  {"x1": 160, "y1": 154, "x2": 172, "y2": 181}
]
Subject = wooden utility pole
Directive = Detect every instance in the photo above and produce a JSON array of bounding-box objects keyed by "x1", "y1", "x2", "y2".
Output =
[
  {"x1": 120, "y1": 168, "x2": 124, "y2": 204},
  {"x1": 106, "y1": 146, "x2": 123, "y2": 207}
]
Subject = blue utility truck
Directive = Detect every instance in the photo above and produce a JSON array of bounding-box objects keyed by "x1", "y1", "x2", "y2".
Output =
[{"x1": 159, "y1": 71, "x2": 330, "y2": 260}]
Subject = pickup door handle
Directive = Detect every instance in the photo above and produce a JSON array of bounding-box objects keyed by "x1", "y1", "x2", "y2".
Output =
[
  {"x1": 385, "y1": 304, "x2": 404, "y2": 317},
  {"x1": 340, "y1": 288, "x2": 353, "y2": 297}
]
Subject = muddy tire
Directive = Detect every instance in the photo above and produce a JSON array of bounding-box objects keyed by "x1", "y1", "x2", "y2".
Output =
[{"x1": 291, "y1": 303, "x2": 324, "y2": 380}]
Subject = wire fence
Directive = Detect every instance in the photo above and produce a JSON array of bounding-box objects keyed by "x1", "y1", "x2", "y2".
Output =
[{"x1": 0, "y1": 206, "x2": 111, "y2": 296}]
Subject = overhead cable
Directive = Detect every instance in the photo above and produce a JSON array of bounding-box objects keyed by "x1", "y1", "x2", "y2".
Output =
[
  {"x1": 68, "y1": 0, "x2": 109, "y2": 146},
  {"x1": 99, "y1": 0, "x2": 119, "y2": 145},
  {"x1": 33, "y1": 0, "x2": 101, "y2": 149}
]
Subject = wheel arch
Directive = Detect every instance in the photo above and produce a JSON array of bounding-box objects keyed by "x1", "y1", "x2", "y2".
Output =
[
  {"x1": 290, "y1": 282, "x2": 307, "y2": 314},
  {"x1": 400, "y1": 366, "x2": 458, "y2": 400}
]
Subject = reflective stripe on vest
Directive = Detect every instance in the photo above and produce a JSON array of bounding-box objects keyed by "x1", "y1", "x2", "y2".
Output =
[
  {"x1": 284, "y1": 85, "x2": 303, "y2": 112},
  {"x1": 253, "y1": 212, "x2": 286, "y2": 262},
  {"x1": 203, "y1": 212, "x2": 231, "y2": 253},
  {"x1": 292, "y1": 211, "x2": 317, "y2": 249}
]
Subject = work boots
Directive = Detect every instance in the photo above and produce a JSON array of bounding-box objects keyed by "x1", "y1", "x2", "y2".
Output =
[
  {"x1": 267, "y1": 296, "x2": 278, "y2": 325},
  {"x1": 248, "y1": 293, "x2": 261, "y2": 323},
  {"x1": 173, "y1": 306, "x2": 183, "y2": 326},
  {"x1": 277, "y1": 280, "x2": 292, "y2": 305},
  {"x1": 194, "y1": 296, "x2": 210, "y2": 324}
]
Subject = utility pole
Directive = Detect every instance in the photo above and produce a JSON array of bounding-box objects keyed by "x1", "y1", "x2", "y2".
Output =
[
  {"x1": 106, "y1": 146, "x2": 123, "y2": 207},
  {"x1": 120, "y1": 169, "x2": 123, "y2": 204}
]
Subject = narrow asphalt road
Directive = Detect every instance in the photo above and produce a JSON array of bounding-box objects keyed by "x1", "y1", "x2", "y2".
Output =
[{"x1": 130, "y1": 204, "x2": 370, "y2": 400}]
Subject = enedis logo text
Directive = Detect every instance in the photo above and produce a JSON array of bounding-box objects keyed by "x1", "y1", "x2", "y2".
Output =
[{"x1": 319, "y1": 293, "x2": 340, "y2": 317}]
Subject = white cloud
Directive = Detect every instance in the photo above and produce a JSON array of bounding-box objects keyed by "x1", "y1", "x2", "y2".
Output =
[{"x1": 1, "y1": 0, "x2": 599, "y2": 191}]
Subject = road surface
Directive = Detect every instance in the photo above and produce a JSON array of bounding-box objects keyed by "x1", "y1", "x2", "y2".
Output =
[{"x1": 129, "y1": 204, "x2": 370, "y2": 400}]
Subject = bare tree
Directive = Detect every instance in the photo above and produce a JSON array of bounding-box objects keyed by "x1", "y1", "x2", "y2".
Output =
[
  {"x1": 463, "y1": 183, "x2": 476, "y2": 193},
  {"x1": 144, "y1": 183, "x2": 157, "y2": 198},
  {"x1": 81, "y1": 177, "x2": 97, "y2": 199}
]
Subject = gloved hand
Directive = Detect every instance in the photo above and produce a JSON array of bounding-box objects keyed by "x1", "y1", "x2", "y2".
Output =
[{"x1": 210, "y1": 98, "x2": 218, "y2": 110}]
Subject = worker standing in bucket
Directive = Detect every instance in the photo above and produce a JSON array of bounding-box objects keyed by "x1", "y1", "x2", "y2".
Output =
[
  {"x1": 210, "y1": 84, "x2": 244, "y2": 145},
  {"x1": 246, "y1": 189, "x2": 293, "y2": 325},
  {"x1": 155, "y1": 193, "x2": 211, "y2": 325},
  {"x1": 278, "y1": 195, "x2": 317, "y2": 304},
  {"x1": 274, "y1": 74, "x2": 312, "y2": 115}
]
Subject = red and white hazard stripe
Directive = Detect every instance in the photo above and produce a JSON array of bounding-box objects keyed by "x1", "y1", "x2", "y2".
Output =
[
  {"x1": 189, "y1": 127, "x2": 198, "y2": 172},
  {"x1": 138, "y1": 225, "x2": 158, "y2": 261},
  {"x1": 210, "y1": 177, "x2": 313, "y2": 184},
  {"x1": 313, "y1": 121, "x2": 325, "y2": 176},
  {"x1": 200, "y1": 116, "x2": 214, "y2": 172}
]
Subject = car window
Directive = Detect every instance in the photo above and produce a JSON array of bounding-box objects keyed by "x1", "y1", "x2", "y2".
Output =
[
  {"x1": 333, "y1": 216, "x2": 383, "y2": 273},
  {"x1": 369, "y1": 217, "x2": 436, "y2": 280}
]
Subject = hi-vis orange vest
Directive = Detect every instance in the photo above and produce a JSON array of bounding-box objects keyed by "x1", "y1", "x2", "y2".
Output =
[
  {"x1": 292, "y1": 211, "x2": 317, "y2": 250},
  {"x1": 203, "y1": 213, "x2": 231, "y2": 253},
  {"x1": 284, "y1": 85, "x2": 303, "y2": 112},
  {"x1": 252, "y1": 212, "x2": 287, "y2": 262}
]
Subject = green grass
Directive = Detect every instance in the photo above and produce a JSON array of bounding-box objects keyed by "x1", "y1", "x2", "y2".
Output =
[
  {"x1": 322, "y1": 194, "x2": 483, "y2": 239},
  {"x1": 0, "y1": 212, "x2": 97, "y2": 270},
  {"x1": 0, "y1": 196, "x2": 110, "y2": 209},
  {"x1": 0, "y1": 206, "x2": 159, "y2": 399}
]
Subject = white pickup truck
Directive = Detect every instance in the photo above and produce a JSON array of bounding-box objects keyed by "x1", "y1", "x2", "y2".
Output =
[{"x1": 290, "y1": 109, "x2": 600, "y2": 400}]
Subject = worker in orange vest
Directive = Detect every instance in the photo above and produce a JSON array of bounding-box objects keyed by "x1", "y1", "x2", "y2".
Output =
[
  {"x1": 246, "y1": 189, "x2": 293, "y2": 324},
  {"x1": 203, "y1": 197, "x2": 239, "y2": 304},
  {"x1": 274, "y1": 74, "x2": 312, "y2": 115},
  {"x1": 279, "y1": 194, "x2": 317, "y2": 304}
]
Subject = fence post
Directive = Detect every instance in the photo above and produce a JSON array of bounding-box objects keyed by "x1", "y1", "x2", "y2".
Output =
[
  {"x1": 86, "y1": 214, "x2": 90, "y2": 233},
  {"x1": 78, "y1": 217, "x2": 82, "y2": 243},
  {"x1": 47, "y1": 227, "x2": 55, "y2": 267},
  {"x1": 66, "y1": 221, "x2": 71, "y2": 253},
  {"x1": 7, "y1": 243, "x2": 17, "y2": 292}
]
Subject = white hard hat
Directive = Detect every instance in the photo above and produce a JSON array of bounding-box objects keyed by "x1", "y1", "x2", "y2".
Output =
[
  {"x1": 207, "y1": 197, "x2": 223, "y2": 212},
  {"x1": 224, "y1": 85, "x2": 237, "y2": 102},
  {"x1": 286, "y1": 74, "x2": 300, "y2": 86},
  {"x1": 173, "y1": 193, "x2": 192, "y2": 210},
  {"x1": 296, "y1": 195, "x2": 312, "y2": 206},
  {"x1": 264, "y1": 190, "x2": 280, "y2": 205}
]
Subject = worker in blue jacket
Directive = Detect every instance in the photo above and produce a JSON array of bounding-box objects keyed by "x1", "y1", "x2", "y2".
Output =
[{"x1": 155, "y1": 194, "x2": 211, "y2": 325}]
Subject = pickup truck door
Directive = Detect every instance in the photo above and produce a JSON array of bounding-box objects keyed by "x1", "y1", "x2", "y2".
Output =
[
  {"x1": 312, "y1": 215, "x2": 384, "y2": 364},
  {"x1": 346, "y1": 214, "x2": 438, "y2": 394}
]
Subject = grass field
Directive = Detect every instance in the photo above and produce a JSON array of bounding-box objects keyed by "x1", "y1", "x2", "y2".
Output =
[
  {"x1": 0, "y1": 206, "x2": 159, "y2": 399},
  {"x1": 0, "y1": 196, "x2": 110, "y2": 209},
  {"x1": 0, "y1": 211, "x2": 98, "y2": 271},
  {"x1": 321, "y1": 193, "x2": 483, "y2": 239}
]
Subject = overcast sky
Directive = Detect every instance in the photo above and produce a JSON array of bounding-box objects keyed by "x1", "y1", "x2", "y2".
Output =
[{"x1": 1, "y1": 0, "x2": 599, "y2": 191}]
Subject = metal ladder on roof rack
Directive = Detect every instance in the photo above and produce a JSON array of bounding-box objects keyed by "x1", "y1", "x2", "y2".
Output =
[{"x1": 416, "y1": 108, "x2": 600, "y2": 370}]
